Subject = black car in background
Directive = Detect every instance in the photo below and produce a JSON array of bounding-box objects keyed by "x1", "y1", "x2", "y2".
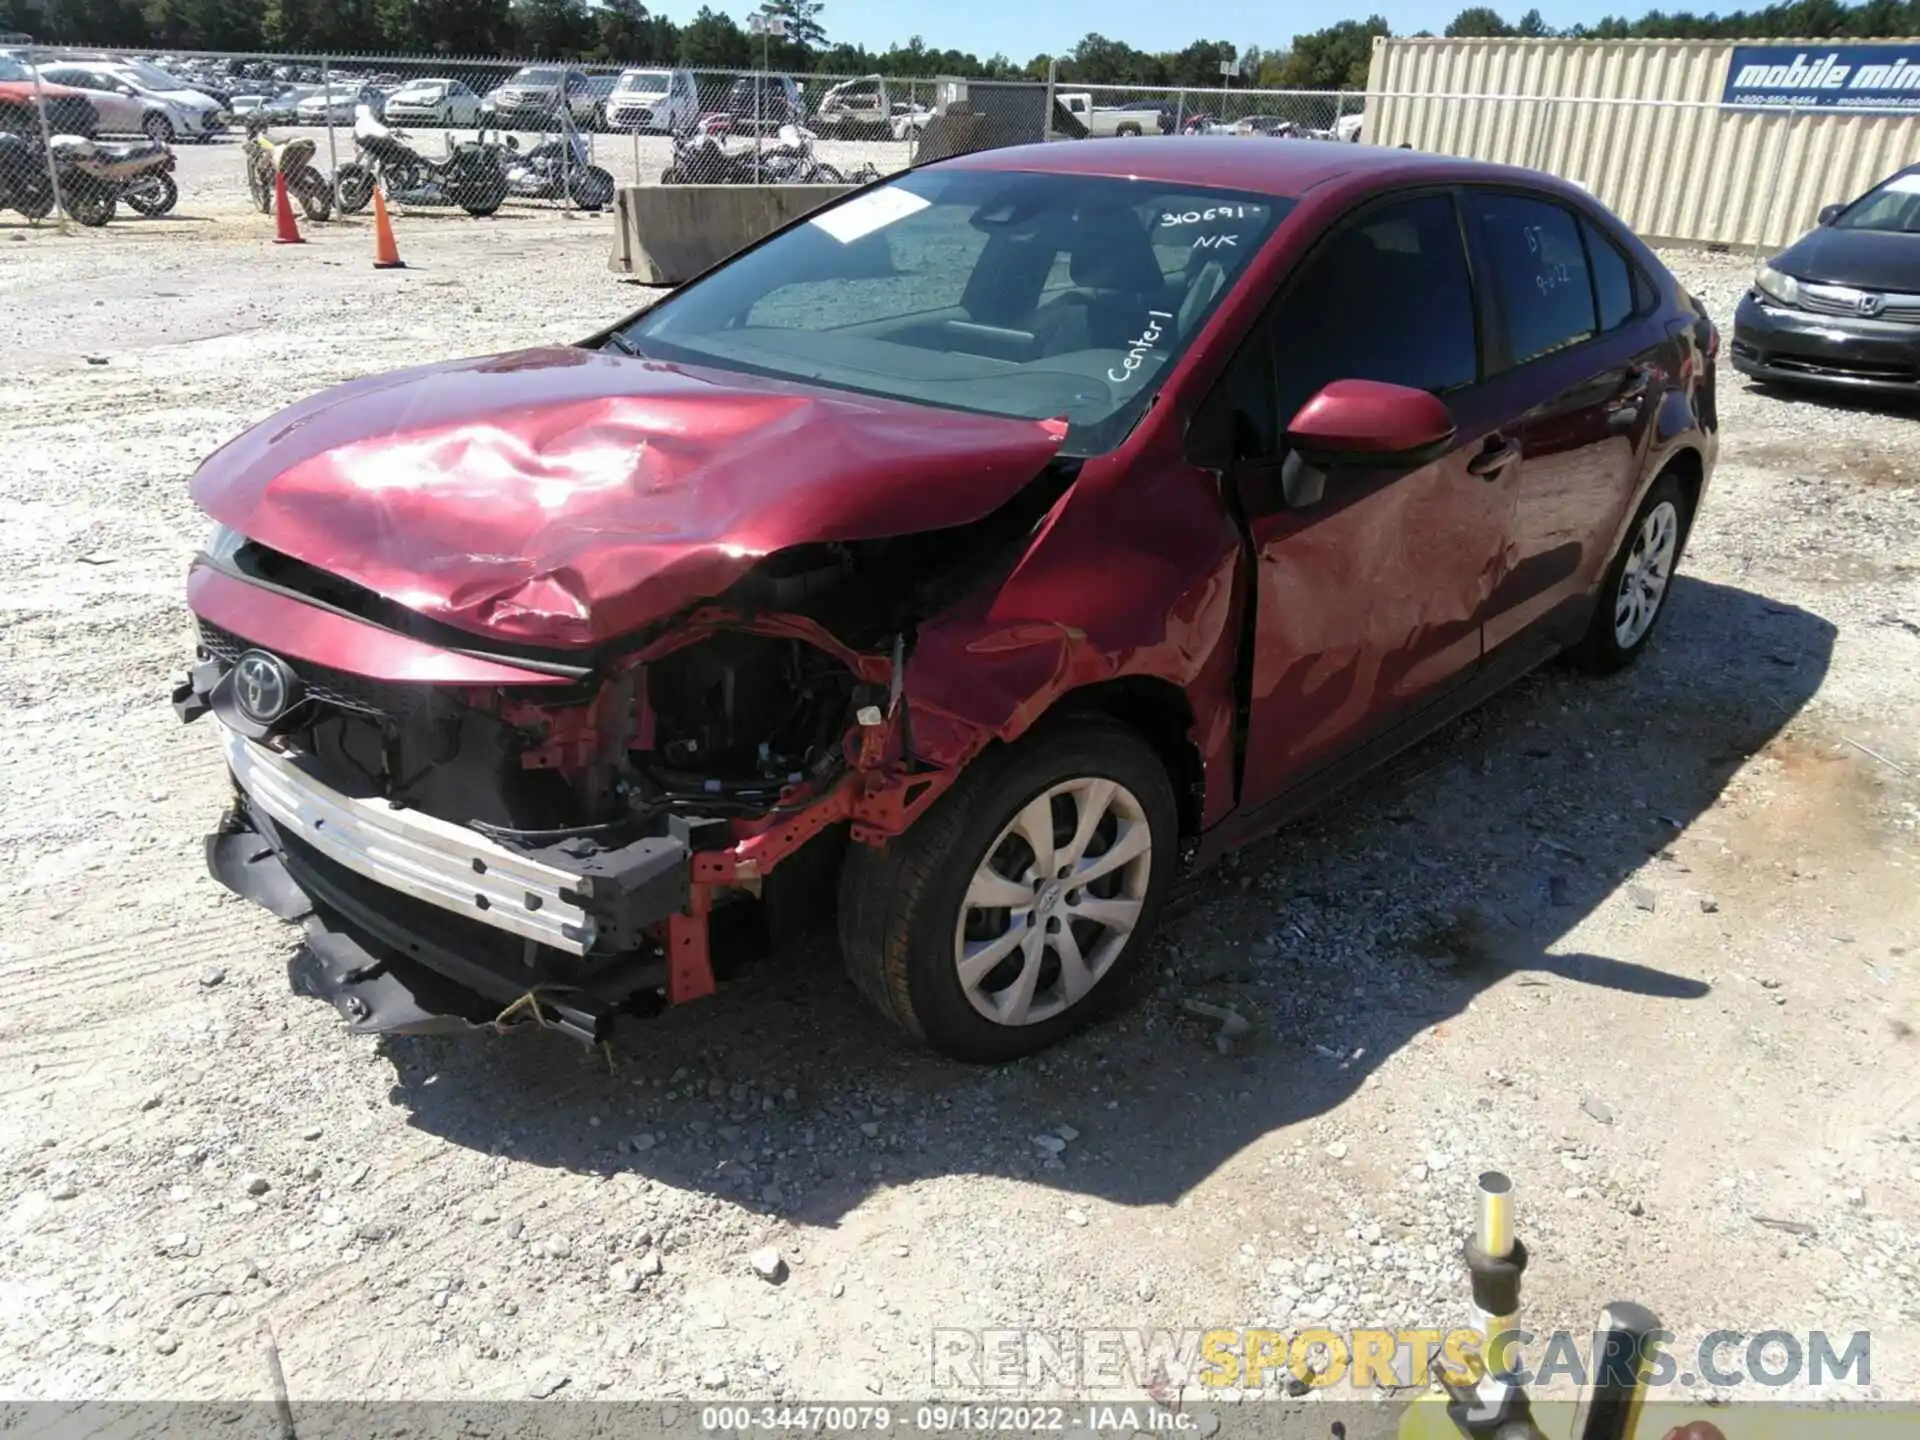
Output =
[
  {"x1": 1733, "y1": 165, "x2": 1920, "y2": 393},
  {"x1": 720, "y1": 73, "x2": 803, "y2": 134}
]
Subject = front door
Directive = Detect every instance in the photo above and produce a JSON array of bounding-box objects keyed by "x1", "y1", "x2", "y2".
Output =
[{"x1": 1230, "y1": 191, "x2": 1511, "y2": 806}]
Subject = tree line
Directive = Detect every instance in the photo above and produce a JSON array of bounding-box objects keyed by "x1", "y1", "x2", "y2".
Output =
[{"x1": 5, "y1": 0, "x2": 1918, "y2": 85}]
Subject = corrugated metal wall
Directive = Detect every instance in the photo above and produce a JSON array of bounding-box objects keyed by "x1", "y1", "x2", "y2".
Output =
[{"x1": 1366, "y1": 37, "x2": 1920, "y2": 249}]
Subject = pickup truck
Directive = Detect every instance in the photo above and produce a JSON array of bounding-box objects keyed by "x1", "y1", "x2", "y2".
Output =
[{"x1": 1054, "y1": 91, "x2": 1163, "y2": 137}]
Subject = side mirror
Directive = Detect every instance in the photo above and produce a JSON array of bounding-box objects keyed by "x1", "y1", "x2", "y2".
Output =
[
  {"x1": 1255, "y1": 379, "x2": 1457, "y2": 510},
  {"x1": 1818, "y1": 202, "x2": 1845, "y2": 226}
]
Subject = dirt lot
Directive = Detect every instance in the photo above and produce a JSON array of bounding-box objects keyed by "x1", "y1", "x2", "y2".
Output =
[{"x1": 1, "y1": 210, "x2": 1918, "y2": 1415}]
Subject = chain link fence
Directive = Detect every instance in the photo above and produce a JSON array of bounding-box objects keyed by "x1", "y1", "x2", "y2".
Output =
[{"x1": 0, "y1": 44, "x2": 1889, "y2": 253}]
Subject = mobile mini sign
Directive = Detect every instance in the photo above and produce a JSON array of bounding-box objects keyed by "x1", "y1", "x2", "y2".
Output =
[{"x1": 1723, "y1": 44, "x2": 1920, "y2": 109}]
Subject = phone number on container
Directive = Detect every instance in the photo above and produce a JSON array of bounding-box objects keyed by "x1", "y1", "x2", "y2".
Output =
[{"x1": 700, "y1": 1405, "x2": 1097, "y2": 1432}]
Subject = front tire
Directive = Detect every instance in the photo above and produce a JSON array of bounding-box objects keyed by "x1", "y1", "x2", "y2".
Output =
[
  {"x1": 567, "y1": 163, "x2": 614, "y2": 210},
  {"x1": 143, "y1": 111, "x2": 174, "y2": 144},
  {"x1": 1571, "y1": 471, "x2": 1691, "y2": 673},
  {"x1": 334, "y1": 163, "x2": 375, "y2": 214},
  {"x1": 124, "y1": 171, "x2": 177, "y2": 216},
  {"x1": 290, "y1": 167, "x2": 332, "y2": 220},
  {"x1": 839, "y1": 718, "x2": 1176, "y2": 1061}
]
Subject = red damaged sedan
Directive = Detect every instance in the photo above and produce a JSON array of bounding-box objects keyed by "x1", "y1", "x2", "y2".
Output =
[{"x1": 176, "y1": 141, "x2": 1718, "y2": 1061}]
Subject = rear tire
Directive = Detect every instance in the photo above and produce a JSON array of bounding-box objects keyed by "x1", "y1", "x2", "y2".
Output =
[
  {"x1": 838, "y1": 718, "x2": 1176, "y2": 1062},
  {"x1": 1117, "y1": 122, "x2": 1143, "y2": 136},
  {"x1": 124, "y1": 171, "x2": 177, "y2": 216},
  {"x1": 1570, "y1": 471, "x2": 1692, "y2": 673},
  {"x1": 62, "y1": 180, "x2": 115, "y2": 226},
  {"x1": 14, "y1": 182, "x2": 55, "y2": 220}
]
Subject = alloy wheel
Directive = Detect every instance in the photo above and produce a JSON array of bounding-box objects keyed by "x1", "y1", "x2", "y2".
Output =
[
  {"x1": 1613, "y1": 498, "x2": 1679, "y2": 649},
  {"x1": 953, "y1": 777, "x2": 1152, "y2": 1027}
]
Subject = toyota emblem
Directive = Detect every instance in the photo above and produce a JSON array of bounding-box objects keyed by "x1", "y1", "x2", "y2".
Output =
[
  {"x1": 1857, "y1": 292, "x2": 1886, "y2": 317},
  {"x1": 233, "y1": 650, "x2": 299, "y2": 725}
]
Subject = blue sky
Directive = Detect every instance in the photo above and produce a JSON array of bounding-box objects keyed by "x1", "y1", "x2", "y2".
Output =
[{"x1": 647, "y1": 0, "x2": 1654, "y2": 62}]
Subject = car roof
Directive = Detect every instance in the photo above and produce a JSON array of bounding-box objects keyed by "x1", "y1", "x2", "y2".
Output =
[{"x1": 937, "y1": 137, "x2": 1582, "y2": 204}]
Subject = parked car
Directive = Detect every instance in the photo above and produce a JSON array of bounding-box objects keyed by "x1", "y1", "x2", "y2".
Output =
[
  {"x1": 295, "y1": 83, "x2": 376, "y2": 127},
  {"x1": 249, "y1": 84, "x2": 322, "y2": 126},
  {"x1": 34, "y1": 60, "x2": 222, "y2": 142},
  {"x1": 603, "y1": 67, "x2": 699, "y2": 134},
  {"x1": 482, "y1": 65, "x2": 599, "y2": 129},
  {"x1": 0, "y1": 53, "x2": 97, "y2": 137},
  {"x1": 381, "y1": 77, "x2": 484, "y2": 128},
  {"x1": 1732, "y1": 163, "x2": 1920, "y2": 394},
  {"x1": 716, "y1": 72, "x2": 803, "y2": 135},
  {"x1": 175, "y1": 140, "x2": 1717, "y2": 1061},
  {"x1": 815, "y1": 74, "x2": 931, "y2": 140}
]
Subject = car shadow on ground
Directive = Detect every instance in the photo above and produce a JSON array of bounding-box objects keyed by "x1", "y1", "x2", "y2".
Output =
[{"x1": 375, "y1": 574, "x2": 1835, "y2": 1220}]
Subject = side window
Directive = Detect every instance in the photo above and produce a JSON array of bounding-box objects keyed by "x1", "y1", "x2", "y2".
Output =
[
  {"x1": 1581, "y1": 216, "x2": 1638, "y2": 331},
  {"x1": 1469, "y1": 192, "x2": 1596, "y2": 367},
  {"x1": 1268, "y1": 192, "x2": 1480, "y2": 424}
]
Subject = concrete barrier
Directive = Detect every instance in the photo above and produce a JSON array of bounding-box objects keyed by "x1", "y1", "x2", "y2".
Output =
[{"x1": 608, "y1": 184, "x2": 855, "y2": 285}]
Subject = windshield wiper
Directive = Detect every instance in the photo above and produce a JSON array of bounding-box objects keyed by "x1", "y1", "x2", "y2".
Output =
[{"x1": 602, "y1": 330, "x2": 644, "y2": 358}]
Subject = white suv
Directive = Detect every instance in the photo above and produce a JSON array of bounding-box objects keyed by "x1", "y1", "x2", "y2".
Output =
[{"x1": 603, "y1": 68, "x2": 698, "y2": 134}]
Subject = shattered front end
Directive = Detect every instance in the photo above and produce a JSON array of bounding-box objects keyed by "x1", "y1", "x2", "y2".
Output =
[{"x1": 175, "y1": 554, "x2": 955, "y2": 1043}]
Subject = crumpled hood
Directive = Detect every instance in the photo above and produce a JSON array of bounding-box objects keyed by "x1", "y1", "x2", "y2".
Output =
[{"x1": 191, "y1": 346, "x2": 1066, "y2": 650}]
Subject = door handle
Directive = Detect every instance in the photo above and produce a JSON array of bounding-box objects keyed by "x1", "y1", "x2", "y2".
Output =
[
  {"x1": 1467, "y1": 438, "x2": 1522, "y2": 478},
  {"x1": 1610, "y1": 365, "x2": 1656, "y2": 407}
]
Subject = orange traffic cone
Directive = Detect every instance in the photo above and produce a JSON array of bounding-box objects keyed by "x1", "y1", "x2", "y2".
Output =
[
  {"x1": 271, "y1": 168, "x2": 303, "y2": 245},
  {"x1": 371, "y1": 183, "x2": 406, "y2": 270}
]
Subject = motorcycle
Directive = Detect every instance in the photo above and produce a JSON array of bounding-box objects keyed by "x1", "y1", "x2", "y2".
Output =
[
  {"x1": 47, "y1": 133, "x2": 178, "y2": 226},
  {"x1": 492, "y1": 113, "x2": 614, "y2": 211},
  {"x1": 242, "y1": 114, "x2": 334, "y2": 221},
  {"x1": 0, "y1": 131, "x2": 55, "y2": 220},
  {"x1": 335, "y1": 106, "x2": 507, "y2": 217},
  {"x1": 661, "y1": 120, "x2": 844, "y2": 185}
]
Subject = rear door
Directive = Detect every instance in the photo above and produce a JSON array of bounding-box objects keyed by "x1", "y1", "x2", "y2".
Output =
[
  {"x1": 1462, "y1": 189, "x2": 1669, "y2": 652},
  {"x1": 44, "y1": 66, "x2": 139, "y2": 132},
  {"x1": 1230, "y1": 190, "x2": 1513, "y2": 805}
]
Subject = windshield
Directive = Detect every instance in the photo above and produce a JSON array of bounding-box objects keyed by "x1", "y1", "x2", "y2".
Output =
[
  {"x1": 396, "y1": 80, "x2": 445, "y2": 95},
  {"x1": 616, "y1": 169, "x2": 1286, "y2": 457},
  {"x1": 0, "y1": 55, "x2": 28, "y2": 80},
  {"x1": 620, "y1": 70, "x2": 670, "y2": 92},
  {"x1": 512, "y1": 66, "x2": 562, "y2": 85},
  {"x1": 1833, "y1": 172, "x2": 1920, "y2": 234},
  {"x1": 118, "y1": 59, "x2": 185, "y2": 89}
]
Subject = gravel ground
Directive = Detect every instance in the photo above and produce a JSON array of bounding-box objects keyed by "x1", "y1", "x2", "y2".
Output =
[{"x1": 1, "y1": 215, "x2": 1918, "y2": 1415}]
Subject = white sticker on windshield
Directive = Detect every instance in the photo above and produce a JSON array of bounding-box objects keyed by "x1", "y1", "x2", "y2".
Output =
[{"x1": 810, "y1": 188, "x2": 931, "y2": 243}]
